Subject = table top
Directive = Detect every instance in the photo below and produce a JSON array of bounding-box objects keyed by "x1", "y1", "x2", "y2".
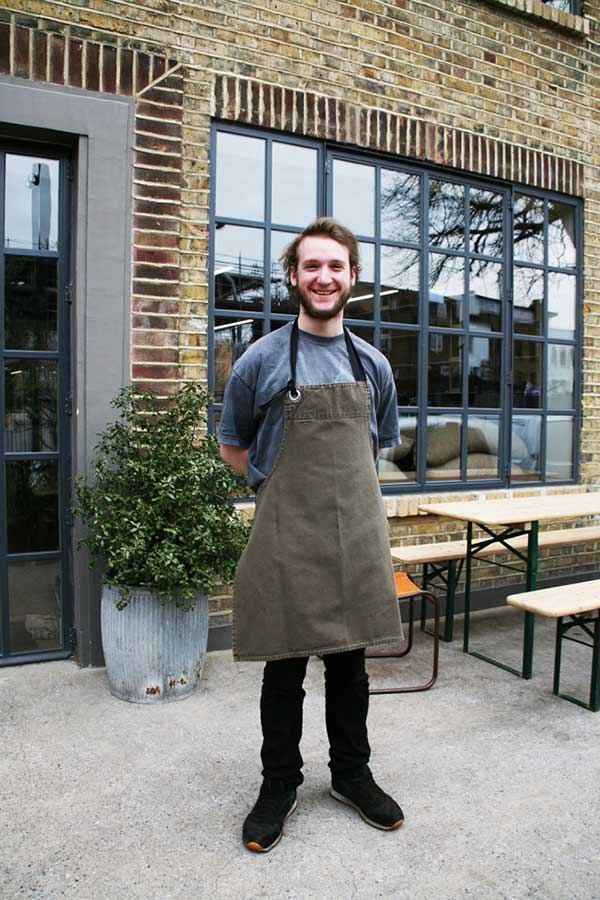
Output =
[{"x1": 418, "y1": 492, "x2": 600, "y2": 527}]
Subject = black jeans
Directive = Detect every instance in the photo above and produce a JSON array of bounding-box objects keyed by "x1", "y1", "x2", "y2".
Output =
[{"x1": 259, "y1": 648, "x2": 371, "y2": 788}]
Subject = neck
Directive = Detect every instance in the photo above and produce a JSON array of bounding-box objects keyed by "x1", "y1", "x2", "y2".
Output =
[{"x1": 298, "y1": 308, "x2": 345, "y2": 337}]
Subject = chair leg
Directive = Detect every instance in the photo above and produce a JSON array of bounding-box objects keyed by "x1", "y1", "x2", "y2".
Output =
[{"x1": 369, "y1": 591, "x2": 440, "y2": 695}]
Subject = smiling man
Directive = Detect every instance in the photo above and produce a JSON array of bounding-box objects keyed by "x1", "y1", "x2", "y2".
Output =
[{"x1": 219, "y1": 217, "x2": 404, "y2": 853}]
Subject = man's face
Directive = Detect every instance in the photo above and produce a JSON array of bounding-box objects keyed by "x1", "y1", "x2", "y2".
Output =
[{"x1": 290, "y1": 235, "x2": 357, "y2": 320}]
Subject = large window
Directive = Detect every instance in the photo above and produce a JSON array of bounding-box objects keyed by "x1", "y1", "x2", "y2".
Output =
[{"x1": 209, "y1": 124, "x2": 581, "y2": 492}]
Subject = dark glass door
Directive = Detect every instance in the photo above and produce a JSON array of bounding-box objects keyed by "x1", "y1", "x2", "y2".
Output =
[{"x1": 1, "y1": 145, "x2": 72, "y2": 664}]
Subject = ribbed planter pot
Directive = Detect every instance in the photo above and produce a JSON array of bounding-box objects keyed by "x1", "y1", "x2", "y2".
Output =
[{"x1": 101, "y1": 585, "x2": 209, "y2": 704}]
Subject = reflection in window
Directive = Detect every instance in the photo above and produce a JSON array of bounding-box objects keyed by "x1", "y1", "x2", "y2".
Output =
[
  {"x1": 333, "y1": 160, "x2": 375, "y2": 237},
  {"x1": 429, "y1": 180, "x2": 465, "y2": 250},
  {"x1": 380, "y1": 247, "x2": 419, "y2": 324},
  {"x1": 548, "y1": 202, "x2": 576, "y2": 268},
  {"x1": 382, "y1": 330, "x2": 418, "y2": 405},
  {"x1": 381, "y1": 170, "x2": 420, "y2": 244},
  {"x1": 468, "y1": 337, "x2": 501, "y2": 407},
  {"x1": 272, "y1": 143, "x2": 317, "y2": 227},
  {"x1": 9, "y1": 560, "x2": 62, "y2": 654},
  {"x1": 214, "y1": 317, "x2": 263, "y2": 402},
  {"x1": 513, "y1": 341, "x2": 542, "y2": 409},
  {"x1": 547, "y1": 344, "x2": 574, "y2": 410},
  {"x1": 466, "y1": 416, "x2": 500, "y2": 480},
  {"x1": 470, "y1": 260, "x2": 502, "y2": 332},
  {"x1": 514, "y1": 194, "x2": 544, "y2": 264},
  {"x1": 214, "y1": 224, "x2": 264, "y2": 311},
  {"x1": 5, "y1": 154, "x2": 60, "y2": 251},
  {"x1": 513, "y1": 266, "x2": 543, "y2": 336},
  {"x1": 215, "y1": 132, "x2": 265, "y2": 221},
  {"x1": 270, "y1": 230, "x2": 296, "y2": 315},
  {"x1": 547, "y1": 416, "x2": 574, "y2": 481},
  {"x1": 548, "y1": 271, "x2": 576, "y2": 340},
  {"x1": 378, "y1": 416, "x2": 417, "y2": 483},
  {"x1": 426, "y1": 415, "x2": 462, "y2": 480},
  {"x1": 345, "y1": 242, "x2": 375, "y2": 320},
  {"x1": 511, "y1": 415, "x2": 541, "y2": 481},
  {"x1": 470, "y1": 188, "x2": 503, "y2": 258},
  {"x1": 6, "y1": 461, "x2": 59, "y2": 553},
  {"x1": 4, "y1": 361, "x2": 57, "y2": 452},
  {"x1": 429, "y1": 254, "x2": 464, "y2": 328},
  {"x1": 428, "y1": 334, "x2": 462, "y2": 406},
  {"x1": 5, "y1": 257, "x2": 58, "y2": 351}
]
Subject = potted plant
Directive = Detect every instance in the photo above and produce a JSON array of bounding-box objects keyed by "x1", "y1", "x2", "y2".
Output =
[{"x1": 74, "y1": 383, "x2": 249, "y2": 703}]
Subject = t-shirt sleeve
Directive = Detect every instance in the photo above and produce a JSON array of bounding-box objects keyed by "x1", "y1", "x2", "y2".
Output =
[
  {"x1": 218, "y1": 369, "x2": 257, "y2": 449},
  {"x1": 377, "y1": 362, "x2": 401, "y2": 448}
]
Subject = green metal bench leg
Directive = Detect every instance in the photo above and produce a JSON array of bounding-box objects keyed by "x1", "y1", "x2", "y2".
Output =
[
  {"x1": 463, "y1": 522, "x2": 473, "y2": 653},
  {"x1": 590, "y1": 616, "x2": 600, "y2": 713},
  {"x1": 420, "y1": 563, "x2": 428, "y2": 631},
  {"x1": 553, "y1": 616, "x2": 563, "y2": 697},
  {"x1": 522, "y1": 611, "x2": 535, "y2": 680},
  {"x1": 444, "y1": 559, "x2": 457, "y2": 643}
]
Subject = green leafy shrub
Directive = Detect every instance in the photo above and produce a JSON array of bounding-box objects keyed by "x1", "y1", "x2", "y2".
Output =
[{"x1": 74, "y1": 383, "x2": 249, "y2": 608}]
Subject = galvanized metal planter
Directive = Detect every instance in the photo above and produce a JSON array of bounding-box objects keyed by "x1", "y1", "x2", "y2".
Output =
[{"x1": 101, "y1": 586, "x2": 209, "y2": 704}]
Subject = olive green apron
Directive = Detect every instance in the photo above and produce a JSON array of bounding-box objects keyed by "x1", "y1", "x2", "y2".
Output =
[{"x1": 233, "y1": 320, "x2": 402, "y2": 662}]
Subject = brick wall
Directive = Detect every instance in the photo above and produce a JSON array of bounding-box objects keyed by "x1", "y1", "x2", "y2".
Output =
[{"x1": 1, "y1": 1, "x2": 599, "y2": 628}]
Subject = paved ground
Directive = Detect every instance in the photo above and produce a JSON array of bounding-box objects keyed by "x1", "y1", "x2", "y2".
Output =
[{"x1": 1, "y1": 607, "x2": 599, "y2": 900}]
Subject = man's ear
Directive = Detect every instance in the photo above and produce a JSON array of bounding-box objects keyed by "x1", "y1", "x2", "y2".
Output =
[
  {"x1": 350, "y1": 267, "x2": 357, "y2": 287},
  {"x1": 290, "y1": 267, "x2": 298, "y2": 286}
]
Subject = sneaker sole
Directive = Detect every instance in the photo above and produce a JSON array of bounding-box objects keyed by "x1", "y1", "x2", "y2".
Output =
[
  {"x1": 244, "y1": 798, "x2": 298, "y2": 853},
  {"x1": 329, "y1": 788, "x2": 404, "y2": 831}
]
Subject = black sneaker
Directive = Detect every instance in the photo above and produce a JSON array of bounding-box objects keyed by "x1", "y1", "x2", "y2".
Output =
[
  {"x1": 242, "y1": 779, "x2": 298, "y2": 853},
  {"x1": 330, "y1": 770, "x2": 404, "y2": 831}
]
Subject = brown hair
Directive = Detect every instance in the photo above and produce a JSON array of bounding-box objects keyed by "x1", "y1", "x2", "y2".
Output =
[{"x1": 280, "y1": 217, "x2": 361, "y2": 296}]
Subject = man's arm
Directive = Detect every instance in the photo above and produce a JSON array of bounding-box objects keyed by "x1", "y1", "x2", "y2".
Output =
[{"x1": 219, "y1": 443, "x2": 249, "y2": 477}]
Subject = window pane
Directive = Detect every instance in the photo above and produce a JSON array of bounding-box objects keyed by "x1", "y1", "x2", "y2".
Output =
[
  {"x1": 513, "y1": 341, "x2": 542, "y2": 408},
  {"x1": 428, "y1": 333, "x2": 462, "y2": 406},
  {"x1": 213, "y1": 316, "x2": 263, "y2": 403},
  {"x1": 470, "y1": 188, "x2": 503, "y2": 258},
  {"x1": 546, "y1": 416, "x2": 574, "y2": 481},
  {"x1": 381, "y1": 170, "x2": 420, "y2": 243},
  {"x1": 272, "y1": 143, "x2": 317, "y2": 227},
  {"x1": 5, "y1": 256, "x2": 58, "y2": 351},
  {"x1": 429, "y1": 180, "x2": 465, "y2": 250},
  {"x1": 6, "y1": 460, "x2": 59, "y2": 553},
  {"x1": 381, "y1": 330, "x2": 418, "y2": 405},
  {"x1": 216, "y1": 132, "x2": 265, "y2": 221},
  {"x1": 513, "y1": 266, "x2": 543, "y2": 336},
  {"x1": 378, "y1": 415, "x2": 417, "y2": 483},
  {"x1": 214, "y1": 225, "x2": 264, "y2": 311},
  {"x1": 470, "y1": 260, "x2": 502, "y2": 332},
  {"x1": 466, "y1": 415, "x2": 500, "y2": 480},
  {"x1": 333, "y1": 160, "x2": 375, "y2": 237},
  {"x1": 380, "y1": 247, "x2": 419, "y2": 324},
  {"x1": 9, "y1": 560, "x2": 62, "y2": 654},
  {"x1": 547, "y1": 344, "x2": 575, "y2": 410},
  {"x1": 345, "y1": 242, "x2": 375, "y2": 321},
  {"x1": 548, "y1": 271, "x2": 576, "y2": 340},
  {"x1": 5, "y1": 360, "x2": 57, "y2": 452},
  {"x1": 270, "y1": 230, "x2": 296, "y2": 315},
  {"x1": 468, "y1": 337, "x2": 501, "y2": 407},
  {"x1": 511, "y1": 415, "x2": 541, "y2": 481},
  {"x1": 349, "y1": 325, "x2": 374, "y2": 347},
  {"x1": 5, "y1": 154, "x2": 60, "y2": 251},
  {"x1": 429, "y1": 254, "x2": 464, "y2": 328},
  {"x1": 548, "y1": 201, "x2": 576, "y2": 269},
  {"x1": 426, "y1": 415, "x2": 462, "y2": 480},
  {"x1": 514, "y1": 194, "x2": 544, "y2": 264}
]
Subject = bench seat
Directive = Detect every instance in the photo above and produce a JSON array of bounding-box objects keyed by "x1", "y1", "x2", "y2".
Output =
[{"x1": 507, "y1": 579, "x2": 600, "y2": 618}]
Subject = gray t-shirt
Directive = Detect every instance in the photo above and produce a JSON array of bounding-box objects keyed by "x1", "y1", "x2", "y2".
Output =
[{"x1": 218, "y1": 322, "x2": 400, "y2": 491}]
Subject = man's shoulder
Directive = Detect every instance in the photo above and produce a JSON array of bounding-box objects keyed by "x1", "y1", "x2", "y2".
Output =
[{"x1": 232, "y1": 322, "x2": 292, "y2": 384}]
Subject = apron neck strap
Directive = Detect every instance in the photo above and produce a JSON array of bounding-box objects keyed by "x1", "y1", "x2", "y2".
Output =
[{"x1": 288, "y1": 317, "x2": 367, "y2": 394}]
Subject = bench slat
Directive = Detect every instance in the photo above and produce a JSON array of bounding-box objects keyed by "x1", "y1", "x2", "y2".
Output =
[
  {"x1": 506, "y1": 579, "x2": 600, "y2": 618},
  {"x1": 390, "y1": 524, "x2": 600, "y2": 566}
]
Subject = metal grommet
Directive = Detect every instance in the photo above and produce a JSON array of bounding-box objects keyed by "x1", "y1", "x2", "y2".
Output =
[{"x1": 288, "y1": 388, "x2": 302, "y2": 403}]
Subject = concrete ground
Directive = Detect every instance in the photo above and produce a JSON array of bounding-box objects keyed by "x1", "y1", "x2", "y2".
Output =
[{"x1": 1, "y1": 607, "x2": 599, "y2": 900}]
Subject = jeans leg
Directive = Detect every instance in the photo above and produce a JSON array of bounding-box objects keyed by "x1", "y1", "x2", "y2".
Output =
[
  {"x1": 323, "y1": 648, "x2": 371, "y2": 780},
  {"x1": 260, "y1": 656, "x2": 309, "y2": 788}
]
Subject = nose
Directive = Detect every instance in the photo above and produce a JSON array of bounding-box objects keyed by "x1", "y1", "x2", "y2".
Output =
[{"x1": 316, "y1": 267, "x2": 332, "y2": 284}]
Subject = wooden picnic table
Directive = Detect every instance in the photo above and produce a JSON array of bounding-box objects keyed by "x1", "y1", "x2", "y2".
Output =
[{"x1": 417, "y1": 492, "x2": 600, "y2": 679}]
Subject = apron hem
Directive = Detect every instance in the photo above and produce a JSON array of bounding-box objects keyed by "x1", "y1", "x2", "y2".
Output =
[{"x1": 233, "y1": 632, "x2": 403, "y2": 663}]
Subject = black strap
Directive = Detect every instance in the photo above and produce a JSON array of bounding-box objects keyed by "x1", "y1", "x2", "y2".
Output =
[{"x1": 288, "y1": 317, "x2": 367, "y2": 394}]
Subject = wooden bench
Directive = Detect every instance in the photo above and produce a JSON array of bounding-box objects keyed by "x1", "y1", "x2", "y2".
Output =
[
  {"x1": 507, "y1": 579, "x2": 600, "y2": 712},
  {"x1": 391, "y1": 525, "x2": 600, "y2": 643}
]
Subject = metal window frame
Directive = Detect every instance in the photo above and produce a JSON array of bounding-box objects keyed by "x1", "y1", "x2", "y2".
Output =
[{"x1": 208, "y1": 121, "x2": 583, "y2": 494}]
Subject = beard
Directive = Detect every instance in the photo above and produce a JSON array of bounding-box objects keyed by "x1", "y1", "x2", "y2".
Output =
[{"x1": 296, "y1": 284, "x2": 352, "y2": 321}]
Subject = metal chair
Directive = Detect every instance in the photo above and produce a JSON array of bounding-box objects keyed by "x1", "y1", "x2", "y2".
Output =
[{"x1": 367, "y1": 571, "x2": 440, "y2": 695}]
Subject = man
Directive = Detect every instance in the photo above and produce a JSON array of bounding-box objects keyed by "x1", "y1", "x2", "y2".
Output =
[{"x1": 219, "y1": 217, "x2": 404, "y2": 853}]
